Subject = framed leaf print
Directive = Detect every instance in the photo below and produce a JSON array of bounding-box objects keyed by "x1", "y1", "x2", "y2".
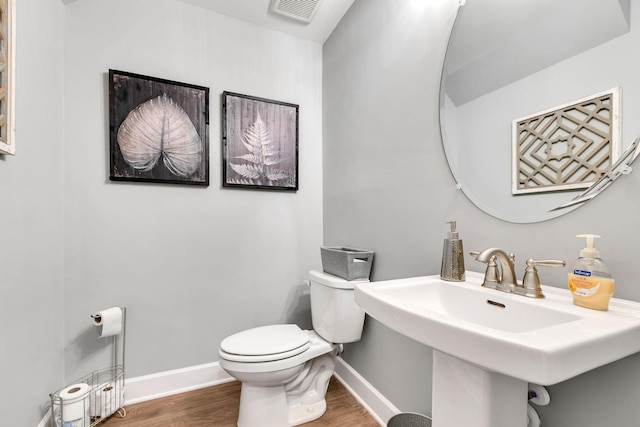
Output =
[
  {"x1": 109, "y1": 69, "x2": 210, "y2": 186},
  {"x1": 222, "y1": 92, "x2": 299, "y2": 191}
]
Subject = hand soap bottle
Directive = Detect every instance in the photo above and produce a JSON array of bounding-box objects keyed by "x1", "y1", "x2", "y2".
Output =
[
  {"x1": 441, "y1": 220, "x2": 465, "y2": 281},
  {"x1": 567, "y1": 234, "x2": 615, "y2": 311}
]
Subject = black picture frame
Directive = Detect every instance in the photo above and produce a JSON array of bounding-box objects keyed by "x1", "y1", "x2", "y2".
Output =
[
  {"x1": 222, "y1": 91, "x2": 299, "y2": 191},
  {"x1": 109, "y1": 69, "x2": 209, "y2": 186}
]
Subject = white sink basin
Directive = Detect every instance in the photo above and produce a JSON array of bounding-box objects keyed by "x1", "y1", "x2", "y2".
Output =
[{"x1": 355, "y1": 271, "x2": 640, "y2": 385}]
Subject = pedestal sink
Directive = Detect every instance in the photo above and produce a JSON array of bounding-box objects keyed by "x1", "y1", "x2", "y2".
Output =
[{"x1": 354, "y1": 272, "x2": 640, "y2": 427}]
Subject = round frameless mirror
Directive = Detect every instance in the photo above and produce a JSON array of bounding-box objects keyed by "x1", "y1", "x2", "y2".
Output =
[{"x1": 439, "y1": 0, "x2": 640, "y2": 223}]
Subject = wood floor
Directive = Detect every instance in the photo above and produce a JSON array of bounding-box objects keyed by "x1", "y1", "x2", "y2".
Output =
[{"x1": 100, "y1": 376, "x2": 380, "y2": 426}]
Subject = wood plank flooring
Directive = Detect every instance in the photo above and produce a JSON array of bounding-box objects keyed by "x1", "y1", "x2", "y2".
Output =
[{"x1": 100, "y1": 376, "x2": 381, "y2": 426}]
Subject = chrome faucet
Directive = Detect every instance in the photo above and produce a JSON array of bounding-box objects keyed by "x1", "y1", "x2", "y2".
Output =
[
  {"x1": 471, "y1": 248, "x2": 565, "y2": 298},
  {"x1": 473, "y1": 248, "x2": 518, "y2": 292}
]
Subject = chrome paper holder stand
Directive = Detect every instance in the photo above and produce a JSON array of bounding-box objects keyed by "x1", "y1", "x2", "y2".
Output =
[{"x1": 49, "y1": 307, "x2": 127, "y2": 426}]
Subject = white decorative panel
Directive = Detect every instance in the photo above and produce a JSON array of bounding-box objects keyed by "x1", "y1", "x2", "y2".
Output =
[
  {"x1": 0, "y1": 0, "x2": 15, "y2": 155},
  {"x1": 512, "y1": 88, "x2": 620, "y2": 195}
]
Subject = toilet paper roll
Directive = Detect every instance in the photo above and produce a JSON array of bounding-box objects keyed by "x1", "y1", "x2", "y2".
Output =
[
  {"x1": 92, "y1": 307, "x2": 123, "y2": 338},
  {"x1": 59, "y1": 383, "x2": 90, "y2": 425},
  {"x1": 97, "y1": 381, "x2": 125, "y2": 418},
  {"x1": 90, "y1": 381, "x2": 122, "y2": 419},
  {"x1": 90, "y1": 382, "x2": 106, "y2": 418}
]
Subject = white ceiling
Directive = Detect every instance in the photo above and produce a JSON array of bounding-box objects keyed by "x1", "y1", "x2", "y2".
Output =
[
  {"x1": 61, "y1": 0, "x2": 354, "y2": 43},
  {"x1": 178, "y1": 0, "x2": 355, "y2": 43}
]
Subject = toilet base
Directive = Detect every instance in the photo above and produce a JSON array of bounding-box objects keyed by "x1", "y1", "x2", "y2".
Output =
[
  {"x1": 237, "y1": 383, "x2": 327, "y2": 427},
  {"x1": 235, "y1": 353, "x2": 335, "y2": 427},
  {"x1": 237, "y1": 383, "x2": 287, "y2": 427},
  {"x1": 289, "y1": 399, "x2": 326, "y2": 426}
]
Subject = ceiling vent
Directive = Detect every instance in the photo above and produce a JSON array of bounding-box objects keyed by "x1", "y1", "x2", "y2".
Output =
[{"x1": 269, "y1": 0, "x2": 322, "y2": 24}]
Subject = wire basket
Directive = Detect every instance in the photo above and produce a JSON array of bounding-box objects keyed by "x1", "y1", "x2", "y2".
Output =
[{"x1": 50, "y1": 365, "x2": 125, "y2": 427}]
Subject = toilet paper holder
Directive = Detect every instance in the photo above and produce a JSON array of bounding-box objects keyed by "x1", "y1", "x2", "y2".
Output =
[{"x1": 49, "y1": 307, "x2": 127, "y2": 426}]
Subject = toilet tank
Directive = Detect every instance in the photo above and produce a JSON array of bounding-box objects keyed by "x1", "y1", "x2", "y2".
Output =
[{"x1": 309, "y1": 270, "x2": 367, "y2": 343}]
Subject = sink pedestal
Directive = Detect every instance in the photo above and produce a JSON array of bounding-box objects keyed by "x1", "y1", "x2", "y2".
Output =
[{"x1": 432, "y1": 351, "x2": 528, "y2": 427}]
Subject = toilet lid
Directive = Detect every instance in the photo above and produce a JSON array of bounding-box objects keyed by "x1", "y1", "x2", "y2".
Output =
[{"x1": 220, "y1": 324, "x2": 310, "y2": 362}]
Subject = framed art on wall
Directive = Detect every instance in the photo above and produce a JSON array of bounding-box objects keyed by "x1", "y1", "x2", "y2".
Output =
[
  {"x1": 222, "y1": 91, "x2": 299, "y2": 191},
  {"x1": 0, "y1": 0, "x2": 16, "y2": 155},
  {"x1": 109, "y1": 69, "x2": 210, "y2": 185}
]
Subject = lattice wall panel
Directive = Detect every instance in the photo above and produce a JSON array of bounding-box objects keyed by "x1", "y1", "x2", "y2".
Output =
[
  {"x1": 0, "y1": 0, "x2": 14, "y2": 155},
  {"x1": 512, "y1": 88, "x2": 620, "y2": 195},
  {"x1": 0, "y1": 0, "x2": 8, "y2": 143}
]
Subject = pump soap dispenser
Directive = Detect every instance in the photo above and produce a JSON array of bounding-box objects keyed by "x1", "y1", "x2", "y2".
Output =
[
  {"x1": 567, "y1": 234, "x2": 615, "y2": 311},
  {"x1": 441, "y1": 220, "x2": 465, "y2": 281}
]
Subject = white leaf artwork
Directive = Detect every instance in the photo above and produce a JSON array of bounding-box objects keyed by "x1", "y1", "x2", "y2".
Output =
[
  {"x1": 117, "y1": 93, "x2": 203, "y2": 177},
  {"x1": 229, "y1": 112, "x2": 288, "y2": 185}
]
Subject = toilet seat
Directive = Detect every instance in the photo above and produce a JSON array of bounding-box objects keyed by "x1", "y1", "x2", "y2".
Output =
[
  {"x1": 219, "y1": 330, "x2": 335, "y2": 374},
  {"x1": 220, "y1": 324, "x2": 311, "y2": 363}
]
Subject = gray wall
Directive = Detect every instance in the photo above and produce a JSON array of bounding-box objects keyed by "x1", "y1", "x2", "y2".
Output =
[
  {"x1": 0, "y1": 0, "x2": 66, "y2": 425},
  {"x1": 324, "y1": 0, "x2": 640, "y2": 426},
  {"x1": 7, "y1": 0, "x2": 640, "y2": 425},
  {"x1": 63, "y1": 0, "x2": 324, "y2": 381},
  {"x1": 4, "y1": 0, "x2": 323, "y2": 425}
]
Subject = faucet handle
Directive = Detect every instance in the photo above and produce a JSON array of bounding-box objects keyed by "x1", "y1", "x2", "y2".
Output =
[
  {"x1": 521, "y1": 259, "x2": 566, "y2": 298},
  {"x1": 529, "y1": 259, "x2": 566, "y2": 268}
]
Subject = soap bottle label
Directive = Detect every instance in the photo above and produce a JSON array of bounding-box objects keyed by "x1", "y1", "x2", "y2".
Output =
[
  {"x1": 573, "y1": 269, "x2": 591, "y2": 277},
  {"x1": 568, "y1": 272, "x2": 615, "y2": 311}
]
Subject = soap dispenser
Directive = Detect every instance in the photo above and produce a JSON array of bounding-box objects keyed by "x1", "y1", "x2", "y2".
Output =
[
  {"x1": 441, "y1": 220, "x2": 465, "y2": 281},
  {"x1": 567, "y1": 234, "x2": 615, "y2": 311}
]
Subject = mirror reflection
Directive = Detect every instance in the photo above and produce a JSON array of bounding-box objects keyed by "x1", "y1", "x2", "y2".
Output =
[{"x1": 440, "y1": 0, "x2": 639, "y2": 223}]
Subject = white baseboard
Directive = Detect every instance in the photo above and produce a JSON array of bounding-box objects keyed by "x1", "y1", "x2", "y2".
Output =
[
  {"x1": 125, "y1": 361, "x2": 235, "y2": 405},
  {"x1": 36, "y1": 408, "x2": 51, "y2": 427},
  {"x1": 334, "y1": 356, "x2": 400, "y2": 426},
  {"x1": 37, "y1": 358, "x2": 396, "y2": 426}
]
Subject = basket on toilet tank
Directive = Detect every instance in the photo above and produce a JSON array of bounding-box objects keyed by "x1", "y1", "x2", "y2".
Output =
[{"x1": 320, "y1": 246, "x2": 374, "y2": 280}]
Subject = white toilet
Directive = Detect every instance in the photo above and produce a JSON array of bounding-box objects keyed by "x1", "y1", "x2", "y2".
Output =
[{"x1": 218, "y1": 270, "x2": 368, "y2": 427}]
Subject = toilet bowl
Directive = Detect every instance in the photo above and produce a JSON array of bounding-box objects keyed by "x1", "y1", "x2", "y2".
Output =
[
  {"x1": 218, "y1": 270, "x2": 368, "y2": 427},
  {"x1": 219, "y1": 325, "x2": 337, "y2": 426}
]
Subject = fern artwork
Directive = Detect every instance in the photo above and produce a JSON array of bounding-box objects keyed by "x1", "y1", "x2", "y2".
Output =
[{"x1": 222, "y1": 92, "x2": 299, "y2": 191}]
